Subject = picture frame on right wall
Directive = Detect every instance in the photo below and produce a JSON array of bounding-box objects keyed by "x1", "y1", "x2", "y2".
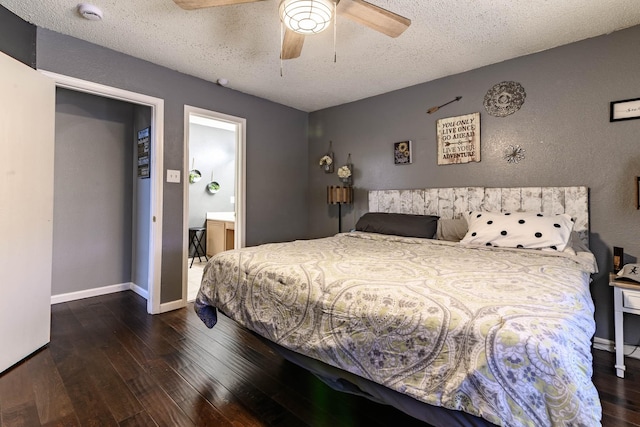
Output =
[
  {"x1": 636, "y1": 176, "x2": 640, "y2": 210},
  {"x1": 610, "y1": 97, "x2": 640, "y2": 122}
]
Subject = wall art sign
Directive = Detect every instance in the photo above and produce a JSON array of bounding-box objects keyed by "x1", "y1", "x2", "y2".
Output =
[
  {"x1": 137, "y1": 127, "x2": 150, "y2": 178},
  {"x1": 483, "y1": 81, "x2": 526, "y2": 117},
  {"x1": 394, "y1": 140, "x2": 412, "y2": 165},
  {"x1": 436, "y1": 112, "x2": 480, "y2": 165},
  {"x1": 610, "y1": 97, "x2": 640, "y2": 122}
]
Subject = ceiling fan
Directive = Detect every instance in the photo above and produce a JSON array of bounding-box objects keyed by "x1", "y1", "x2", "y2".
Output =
[{"x1": 171, "y1": 0, "x2": 411, "y2": 60}]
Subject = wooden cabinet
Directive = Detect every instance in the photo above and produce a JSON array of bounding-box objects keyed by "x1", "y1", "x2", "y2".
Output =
[{"x1": 206, "y1": 219, "x2": 235, "y2": 257}]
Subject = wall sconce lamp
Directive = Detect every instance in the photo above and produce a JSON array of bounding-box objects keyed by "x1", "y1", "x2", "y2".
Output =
[{"x1": 327, "y1": 185, "x2": 353, "y2": 233}]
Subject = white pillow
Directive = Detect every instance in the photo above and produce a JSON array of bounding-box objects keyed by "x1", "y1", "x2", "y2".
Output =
[{"x1": 460, "y1": 211, "x2": 574, "y2": 251}]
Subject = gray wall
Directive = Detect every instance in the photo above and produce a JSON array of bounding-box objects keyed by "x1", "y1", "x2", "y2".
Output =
[
  {"x1": 0, "y1": 5, "x2": 35, "y2": 68},
  {"x1": 53, "y1": 88, "x2": 134, "y2": 294},
  {"x1": 188, "y1": 124, "x2": 235, "y2": 229},
  {"x1": 36, "y1": 28, "x2": 309, "y2": 303},
  {"x1": 308, "y1": 25, "x2": 640, "y2": 344}
]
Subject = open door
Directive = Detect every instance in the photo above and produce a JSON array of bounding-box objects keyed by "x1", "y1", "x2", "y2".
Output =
[{"x1": 0, "y1": 53, "x2": 55, "y2": 373}]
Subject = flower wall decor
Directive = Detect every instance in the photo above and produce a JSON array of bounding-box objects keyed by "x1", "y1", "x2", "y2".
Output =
[
  {"x1": 337, "y1": 165, "x2": 351, "y2": 178},
  {"x1": 319, "y1": 154, "x2": 333, "y2": 168},
  {"x1": 504, "y1": 145, "x2": 526, "y2": 163},
  {"x1": 337, "y1": 153, "x2": 353, "y2": 185},
  {"x1": 319, "y1": 140, "x2": 335, "y2": 173}
]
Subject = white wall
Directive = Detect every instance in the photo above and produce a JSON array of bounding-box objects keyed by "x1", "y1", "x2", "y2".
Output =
[{"x1": 188, "y1": 123, "x2": 235, "y2": 228}]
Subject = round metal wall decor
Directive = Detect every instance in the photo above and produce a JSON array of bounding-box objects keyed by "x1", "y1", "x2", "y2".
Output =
[{"x1": 483, "y1": 81, "x2": 526, "y2": 117}]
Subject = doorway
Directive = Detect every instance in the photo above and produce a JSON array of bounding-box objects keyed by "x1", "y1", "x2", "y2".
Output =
[
  {"x1": 41, "y1": 70, "x2": 164, "y2": 314},
  {"x1": 182, "y1": 106, "x2": 246, "y2": 302}
]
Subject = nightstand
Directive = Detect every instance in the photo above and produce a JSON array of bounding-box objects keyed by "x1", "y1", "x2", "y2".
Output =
[{"x1": 610, "y1": 273, "x2": 640, "y2": 378}]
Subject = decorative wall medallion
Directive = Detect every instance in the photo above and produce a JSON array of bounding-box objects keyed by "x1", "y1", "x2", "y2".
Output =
[
  {"x1": 483, "y1": 81, "x2": 526, "y2": 117},
  {"x1": 504, "y1": 145, "x2": 526, "y2": 163}
]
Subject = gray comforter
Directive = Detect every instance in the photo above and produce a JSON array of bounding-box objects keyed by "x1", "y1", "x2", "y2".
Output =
[{"x1": 195, "y1": 232, "x2": 601, "y2": 426}]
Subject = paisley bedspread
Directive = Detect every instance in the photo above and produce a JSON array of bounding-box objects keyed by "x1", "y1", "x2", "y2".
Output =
[{"x1": 194, "y1": 232, "x2": 601, "y2": 427}]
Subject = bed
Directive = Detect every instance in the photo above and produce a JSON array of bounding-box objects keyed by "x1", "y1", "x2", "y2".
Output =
[{"x1": 194, "y1": 186, "x2": 601, "y2": 427}]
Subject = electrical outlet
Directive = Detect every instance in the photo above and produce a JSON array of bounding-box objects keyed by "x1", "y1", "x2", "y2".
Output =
[{"x1": 166, "y1": 169, "x2": 180, "y2": 183}]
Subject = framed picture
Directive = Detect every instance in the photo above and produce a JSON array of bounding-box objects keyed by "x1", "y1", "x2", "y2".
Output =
[
  {"x1": 436, "y1": 112, "x2": 481, "y2": 165},
  {"x1": 636, "y1": 176, "x2": 640, "y2": 210},
  {"x1": 610, "y1": 98, "x2": 640, "y2": 122},
  {"x1": 137, "y1": 127, "x2": 151, "y2": 178},
  {"x1": 394, "y1": 141, "x2": 412, "y2": 165}
]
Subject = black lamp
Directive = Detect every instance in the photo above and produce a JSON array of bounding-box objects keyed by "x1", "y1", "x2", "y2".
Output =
[{"x1": 327, "y1": 185, "x2": 353, "y2": 233}]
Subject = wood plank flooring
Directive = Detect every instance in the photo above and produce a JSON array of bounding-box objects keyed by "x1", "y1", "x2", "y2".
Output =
[{"x1": 1, "y1": 291, "x2": 639, "y2": 426}]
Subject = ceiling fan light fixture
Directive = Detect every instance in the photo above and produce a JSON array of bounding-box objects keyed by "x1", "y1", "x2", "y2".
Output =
[{"x1": 279, "y1": 0, "x2": 334, "y2": 35}]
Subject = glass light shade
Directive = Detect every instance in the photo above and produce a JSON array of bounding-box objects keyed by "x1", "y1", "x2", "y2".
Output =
[{"x1": 279, "y1": 0, "x2": 334, "y2": 35}]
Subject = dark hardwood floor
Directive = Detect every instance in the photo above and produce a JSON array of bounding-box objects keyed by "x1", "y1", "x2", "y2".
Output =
[{"x1": 1, "y1": 291, "x2": 639, "y2": 426}]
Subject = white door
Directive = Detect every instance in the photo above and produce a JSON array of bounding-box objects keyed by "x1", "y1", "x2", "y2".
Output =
[{"x1": 0, "y1": 53, "x2": 55, "y2": 373}]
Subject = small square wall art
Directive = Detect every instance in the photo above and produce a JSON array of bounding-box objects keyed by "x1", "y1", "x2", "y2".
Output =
[{"x1": 394, "y1": 140, "x2": 412, "y2": 165}]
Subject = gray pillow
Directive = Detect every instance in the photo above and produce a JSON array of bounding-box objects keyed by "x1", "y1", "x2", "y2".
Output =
[
  {"x1": 436, "y1": 218, "x2": 468, "y2": 242},
  {"x1": 355, "y1": 213, "x2": 439, "y2": 239}
]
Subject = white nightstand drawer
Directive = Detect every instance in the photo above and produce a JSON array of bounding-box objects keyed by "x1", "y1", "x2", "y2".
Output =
[{"x1": 623, "y1": 290, "x2": 640, "y2": 310}]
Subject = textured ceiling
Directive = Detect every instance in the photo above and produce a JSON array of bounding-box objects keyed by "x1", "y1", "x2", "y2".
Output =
[{"x1": 4, "y1": 0, "x2": 640, "y2": 112}]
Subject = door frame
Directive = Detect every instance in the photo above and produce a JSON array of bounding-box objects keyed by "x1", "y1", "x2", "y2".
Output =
[
  {"x1": 182, "y1": 105, "x2": 246, "y2": 302},
  {"x1": 40, "y1": 70, "x2": 164, "y2": 315}
]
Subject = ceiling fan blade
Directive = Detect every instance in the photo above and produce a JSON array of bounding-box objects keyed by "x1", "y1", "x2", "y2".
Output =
[
  {"x1": 281, "y1": 29, "x2": 305, "y2": 60},
  {"x1": 337, "y1": 0, "x2": 411, "y2": 38},
  {"x1": 172, "y1": 0, "x2": 265, "y2": 10}
]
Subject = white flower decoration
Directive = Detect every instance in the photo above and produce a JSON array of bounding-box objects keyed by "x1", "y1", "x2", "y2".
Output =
[
  {"x1": 338, "y1": 165, "x2": 352, "y2": 178},
  {"x1": 319, "y1": 155, "x2": 333, "y2": 166}
]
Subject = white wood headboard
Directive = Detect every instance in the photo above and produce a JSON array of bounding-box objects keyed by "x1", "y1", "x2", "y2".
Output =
[{"x1": 368, "y1": 186, "x2": 589, "y2": 246}]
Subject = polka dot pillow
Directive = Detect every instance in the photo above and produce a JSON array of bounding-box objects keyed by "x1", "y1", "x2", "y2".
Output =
[{"x1": 459, "y1": 211, "x2": 574, "y2": 251}]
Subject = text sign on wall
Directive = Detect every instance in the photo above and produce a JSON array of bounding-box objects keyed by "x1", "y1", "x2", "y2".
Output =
[{"x1": 436, "y1": 112, "x2": 480, "y2": 165}]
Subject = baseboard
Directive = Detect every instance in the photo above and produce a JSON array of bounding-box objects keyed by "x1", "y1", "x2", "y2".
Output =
[
  {"x1": 51, "y1": 282, "x2": 133, "y2": 305},
  {"x1": 593, "y1": 336, "x2": 640, "y2": 360},
  {"x1": 593, "y1": 336, "x2": 614, "y2": 352},
  {"x1": 51, "y1": 282, "x2": 187, "y2": 314},
  {"x1": 159, "y1": 299, "x2": 187, "y2": 313},
  {"x1": 130, "y1": 282, "x2": 149, "y2": 300}
]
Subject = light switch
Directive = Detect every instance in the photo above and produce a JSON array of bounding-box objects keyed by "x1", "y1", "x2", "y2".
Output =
[
  {"x1": 166, "y1": 169, "x2": 180, "y2": 183},
  {"x1": 230, "y1": 196, "x2": 235, "y2": 204}
]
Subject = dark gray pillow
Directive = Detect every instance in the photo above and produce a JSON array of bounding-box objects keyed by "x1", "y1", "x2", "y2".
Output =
[{"x1": 355, "y1": 212, "x2": 439, "y2": 239}]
